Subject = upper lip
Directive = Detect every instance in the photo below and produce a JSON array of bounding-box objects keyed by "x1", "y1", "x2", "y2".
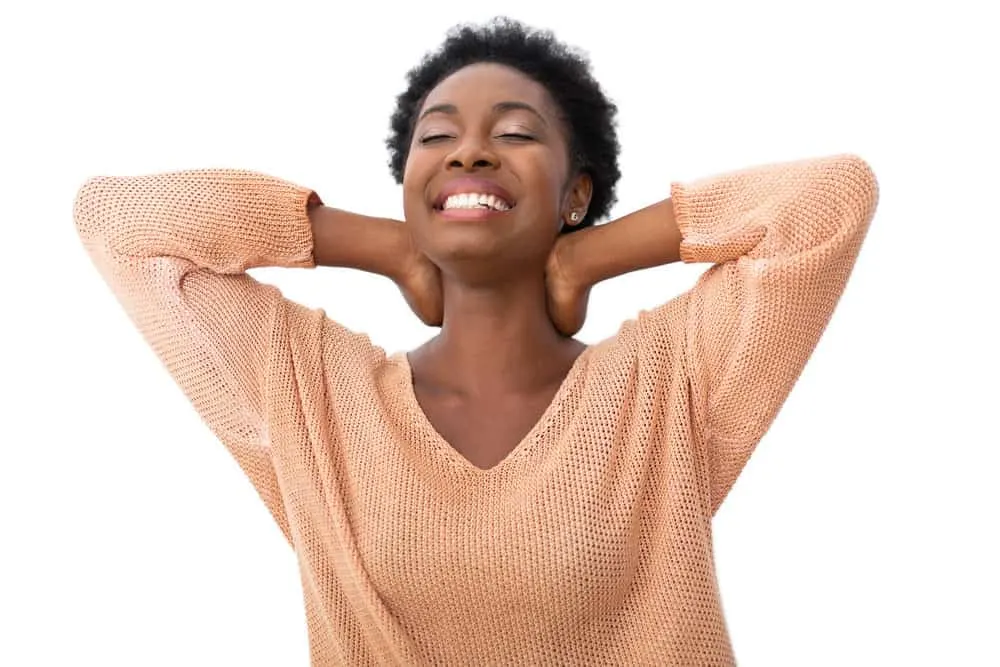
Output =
[{"x1": 432, "y1": 177, "x2": 516, "y2": 209}]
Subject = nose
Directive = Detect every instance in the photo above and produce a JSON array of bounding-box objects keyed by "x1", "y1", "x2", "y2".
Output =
[{"x1": 445, "y1": 134, "x2": 499, "y2": 171}]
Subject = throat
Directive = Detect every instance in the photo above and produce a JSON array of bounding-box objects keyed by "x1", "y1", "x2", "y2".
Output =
[
  {"x1": 410, "y1": 334, "x2": 587, "y2": 399},
  {"x1": 425, "y1": 275, "x2": 583, "y2": 395},
  {"x1": 408, "y1": 354, "x2": 584, "y2": 472}
]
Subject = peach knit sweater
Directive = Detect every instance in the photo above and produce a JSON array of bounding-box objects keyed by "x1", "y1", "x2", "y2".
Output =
[{"x1": 73, "y1": 153, "x2": 879, "y2": 666}]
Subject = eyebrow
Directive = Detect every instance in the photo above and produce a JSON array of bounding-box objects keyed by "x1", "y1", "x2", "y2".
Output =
[{"x1": 417, "y1": 100, "x2": 548, "y2": 126}]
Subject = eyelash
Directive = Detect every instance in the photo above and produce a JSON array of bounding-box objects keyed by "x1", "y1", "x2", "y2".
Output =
[{"x1": 419, "y1": 133, "x2": 536, "y2": 145}]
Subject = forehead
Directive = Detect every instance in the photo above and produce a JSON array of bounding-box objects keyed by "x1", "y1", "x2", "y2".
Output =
[{"x1": 418, "y1": 62, "x2": 560, "y2": 120}]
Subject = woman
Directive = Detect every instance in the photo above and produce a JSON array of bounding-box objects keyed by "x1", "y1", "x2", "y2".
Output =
[{"x1": 74, "y1": 17, "x2": 879, "y2": 667}]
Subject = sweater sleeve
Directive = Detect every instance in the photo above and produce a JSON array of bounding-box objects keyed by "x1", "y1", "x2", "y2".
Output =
[
  {"x1": 72, "y1": 168, "x2": 353, "y2": 539},
  {"x1": 638, "y1": 153, "x2": 880, "y2": 515}
]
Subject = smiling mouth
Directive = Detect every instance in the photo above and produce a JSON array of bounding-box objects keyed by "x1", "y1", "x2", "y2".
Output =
[{"x1": 434, "y1": 193, "x2": 515, "y2": 212}]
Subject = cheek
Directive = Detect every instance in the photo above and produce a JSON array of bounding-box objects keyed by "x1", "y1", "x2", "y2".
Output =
[
  {"x1": 521, "y1": 167, "x2": 567, "y2": 224},
  {"x1": 519, "y1": 152, "x2": 568, "y2": 206},
  {"x1": 400, "y1": 164, "x2": 440, "y2": 254},
  {"x1": 401, "y1": 157, "x2": 429, "y2": 217},
  {"x1": 401, "y1": 190, "x2": 430, "y2": 246}
]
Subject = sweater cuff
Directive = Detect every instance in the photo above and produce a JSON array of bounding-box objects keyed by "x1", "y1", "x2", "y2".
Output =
[
  {"x1": 669, "y1": 178, "x2": 766, "y2": 267},
  {"x1": 262, "y1": 178, "x2": 319, "y2": 269},
  {"x1": 670, "y1": 181, "x2": 702, "y2": 265}
]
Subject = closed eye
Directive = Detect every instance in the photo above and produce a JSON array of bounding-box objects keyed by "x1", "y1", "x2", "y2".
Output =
[
  {"x1": 497, "y1": 133, "x2": 535, "y2": 141},
  {"x1": 419, "y1": 134, "x2": 454, "y2": 145}
]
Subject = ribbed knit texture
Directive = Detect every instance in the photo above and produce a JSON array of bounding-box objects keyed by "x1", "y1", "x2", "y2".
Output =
[{"x1": 73, "y1": 153, "x2": 879, "y2": 666}]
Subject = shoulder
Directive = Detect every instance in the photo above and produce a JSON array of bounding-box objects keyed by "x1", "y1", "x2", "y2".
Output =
[{"x1": 588, "y1": 291, "x2": 692, "y2": 372}]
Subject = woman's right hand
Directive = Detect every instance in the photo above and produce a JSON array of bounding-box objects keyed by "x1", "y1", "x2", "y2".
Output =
[{"x1": 395, "y1": 228, "x2": 444, "y2": 327}]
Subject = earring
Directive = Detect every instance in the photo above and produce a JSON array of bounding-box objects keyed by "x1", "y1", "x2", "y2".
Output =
[{"x1": 569, "y1": 211, "x2": 580, "y2": 222}]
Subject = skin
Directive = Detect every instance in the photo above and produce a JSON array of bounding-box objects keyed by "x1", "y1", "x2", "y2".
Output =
[
  {"x1": 309, "y1": 62, "x2": 683, "y2": 470},
  {"x1": 400, "y1": 63, "x2": 594, "y2": 468}
]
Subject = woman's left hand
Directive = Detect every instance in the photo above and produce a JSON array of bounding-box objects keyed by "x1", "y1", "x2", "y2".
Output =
[{"x1": 545, "y1": 234, "x2": 591, "y2": 337}]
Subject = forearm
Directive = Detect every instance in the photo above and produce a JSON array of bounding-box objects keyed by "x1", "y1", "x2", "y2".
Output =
[
  {"x1": 73, "y1": 169, "x2": 315, "y2": 273},
  {"x1": 563, "y1": 197, "x2": 682, "y2": 287},
  {"x1": 565, "y1": 154, "x2": 878, "y2": 289},
  {"x1": 307, "y1": 200, "x2": 410, "y2": 282},
  {"x1": 668, "y1": 153, "x2": 878, "y2": 266}
]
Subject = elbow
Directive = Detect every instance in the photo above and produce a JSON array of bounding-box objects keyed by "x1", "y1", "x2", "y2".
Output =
[
  {"x1": 72, "y1": 176, "x2": 104, "y2": 239},
  {"x1": 72, "y1": 175, "x2": 121, "y2": 248},
  {"x1": 833, "y1": 153, "x2": 880, "y2": 227}
]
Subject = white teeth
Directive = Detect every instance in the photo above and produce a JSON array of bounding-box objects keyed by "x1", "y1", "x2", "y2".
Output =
[{"x1": 442, "y1": 192, "x2": 512, "y2": 211}]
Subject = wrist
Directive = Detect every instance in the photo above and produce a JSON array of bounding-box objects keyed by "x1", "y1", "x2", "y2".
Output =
[
  {"x1": 387, "y1": 220, "x2": 420, "y2": 283},
  {"x1": 550, "y1": 228, "x2": 595, "y2": 292}
]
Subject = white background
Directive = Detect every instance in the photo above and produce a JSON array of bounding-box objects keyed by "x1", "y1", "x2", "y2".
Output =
[{"x1": 1, "y1": 1, "x2": 997, "y2": 665}]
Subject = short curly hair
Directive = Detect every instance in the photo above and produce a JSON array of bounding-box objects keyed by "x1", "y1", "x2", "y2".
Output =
[{"x1": 386, "y1": 17, "x2": 621, "y2": 232}]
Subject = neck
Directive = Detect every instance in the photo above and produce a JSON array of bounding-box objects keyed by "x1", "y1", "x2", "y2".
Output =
[{"x1": 416, "y1": 270, "x2": 582, "y2": 397}]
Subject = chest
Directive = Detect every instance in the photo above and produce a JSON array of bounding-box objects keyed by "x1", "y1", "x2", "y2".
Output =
[
  {"x1": 355, "y1": 466, "x2": 650, "y2": 632},
  {"x1": 415, "y1": 391, "x2": 556, "y2": 470}
]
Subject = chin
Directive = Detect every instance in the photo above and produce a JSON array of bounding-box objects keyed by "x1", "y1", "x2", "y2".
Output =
[
  {"x1": 409, "y1": 204, "x2": 553, "y2": 277},
  {"x1": 426, "y1": 228, "x2": 510, "y2": 266}
]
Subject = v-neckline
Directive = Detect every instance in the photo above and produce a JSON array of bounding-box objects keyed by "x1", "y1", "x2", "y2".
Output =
[{"x1": 392, "y1": 345, "x2": 593, "y2": 476}]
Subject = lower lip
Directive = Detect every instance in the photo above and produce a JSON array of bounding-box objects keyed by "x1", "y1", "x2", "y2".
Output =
[{"x1": 435, "y1": 206, "x2": 512, "y2": 221}]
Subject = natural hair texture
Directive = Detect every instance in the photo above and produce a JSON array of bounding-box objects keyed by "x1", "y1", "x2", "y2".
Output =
[{"x1": 386, "y1": 17, "x2": 621, "y2": 231}]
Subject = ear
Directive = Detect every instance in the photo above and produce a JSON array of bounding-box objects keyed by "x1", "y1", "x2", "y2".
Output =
[{"x1": 562, "y1": 171, "x2": 593, "y2": 228}]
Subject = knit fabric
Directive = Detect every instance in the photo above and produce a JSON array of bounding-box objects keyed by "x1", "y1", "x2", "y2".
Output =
[{"x1": 73, "y1": 153, "x2": 879, "y2": 666}]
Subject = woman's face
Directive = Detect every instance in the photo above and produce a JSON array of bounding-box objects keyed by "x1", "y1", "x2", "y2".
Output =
[{"x1": 402, "y1": 62, "x2": 591, "y2": 278}]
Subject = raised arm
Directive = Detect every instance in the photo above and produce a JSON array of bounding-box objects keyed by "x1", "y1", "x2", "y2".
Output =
[
  {"x1": 73, "y1": 168, "x2": 423, "y2": 537},
  {"x1": 553, "y1": 153, "x2": 880, "y2": 514}
]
